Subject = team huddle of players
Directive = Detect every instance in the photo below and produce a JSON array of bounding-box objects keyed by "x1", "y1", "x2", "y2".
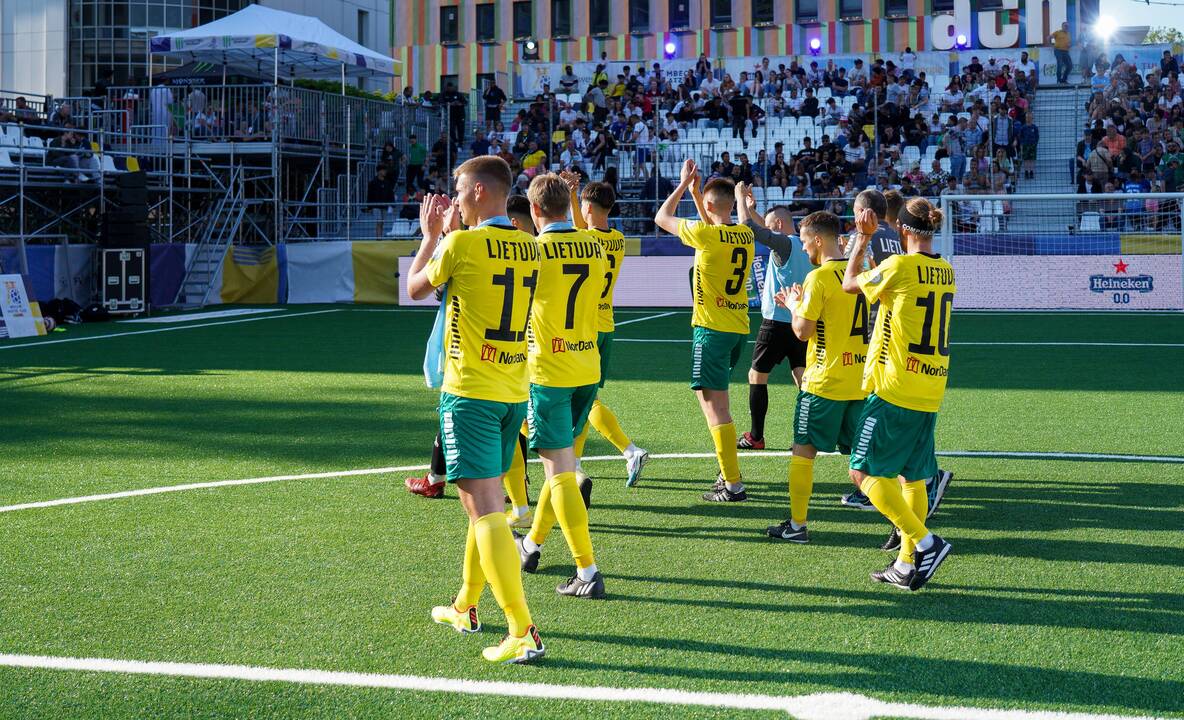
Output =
[{"x1": 405, "y1": 153, "x2": 957, "y2": 665}]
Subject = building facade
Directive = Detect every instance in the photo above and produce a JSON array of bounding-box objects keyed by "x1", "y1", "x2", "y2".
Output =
[
  {"x1": 0, "y1": 0, "x2": 392, "y2": 98},
  {"x1": 392, "y1": 0, "x2": 1098, "y2": 94}
]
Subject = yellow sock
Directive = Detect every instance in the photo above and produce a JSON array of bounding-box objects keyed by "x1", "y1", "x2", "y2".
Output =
[
  {"x1": 788, "y1": 456, "x2": 815, "y2": 525},
  {"x1": 527, "y1": 473, "x2": 557, "y2": 546},
  {"x1": 549, "y1": 471, "x2": 596, "y2": 569},
  {"x1": 710, "y1": 423, "x2": 741, "y2": 483},
  {"x1": 861, "y1": 476, "x2": 928, "y2": 546},
  {"x1": 899, "y1": 480, "x2": 929, "y2": 565},
  {"x1": 589, "y1": 400, "x2": 631, "y2": 453},
  {"x1": 473, "y1": 512, "x2": 532, "y2": 637},
  {"x1": 573, "y1": 423, "x2": 590, "y2": 459},
  {"x1": 503, "y1": 436, "x2": 529, "y2": 511},
  {"x1": 455, "y1": 521, "x2": 485, "y2": 609}
]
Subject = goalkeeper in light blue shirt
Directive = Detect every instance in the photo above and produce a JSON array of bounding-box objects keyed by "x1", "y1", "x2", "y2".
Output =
[{"x1": 733, "y1": 182, "x2": 816, "y2": 450}]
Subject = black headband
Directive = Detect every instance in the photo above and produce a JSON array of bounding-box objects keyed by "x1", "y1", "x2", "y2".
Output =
[{"x1": 897, "y1": 206, "x2": 935, "y2": 236}]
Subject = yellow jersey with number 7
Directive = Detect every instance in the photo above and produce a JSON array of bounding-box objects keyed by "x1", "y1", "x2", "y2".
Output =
[
  {"x1": 584, "y1": 226, "x2": 626, "y2": 332},
  {"x1": 856, "y1": 252, "x2": 956, "y2": 413},
  {"x1": 527, "y1": 228, "x2": 607, "y2": 388},
  {"x1": 425, "y1": 224, "x2": 541, "y2": 403},
  {"x1": 677, "y1": 219, "x2": 754, "y2": 335},
  {"x1": 797, "y1": 259, "x2": 870, "y2": 401}
]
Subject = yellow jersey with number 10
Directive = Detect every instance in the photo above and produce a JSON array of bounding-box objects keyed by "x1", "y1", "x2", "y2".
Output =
[
  {"x1": 527, "y1": 228, "x2": 607, "y2": 388},
  {"x1": 424, "y1": 224, "x2": 540, "y2": 404},
  {"x1": 585, "y1": 226, "x2": 626, "y2": 332},
  {"x1": 857, "y1": 252, "x2": 956, "y2": 413},
  {"x1": 797, "y1": 259, "x2": 870, "y2": 401},
  {"x1": 677, "y1": 219, "x2": 754, "y2": 335}
]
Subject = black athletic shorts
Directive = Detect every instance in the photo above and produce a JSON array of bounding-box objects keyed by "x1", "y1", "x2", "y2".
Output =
[{"x1": 750, "y1": 318, "x2": 808, "y2": 373}]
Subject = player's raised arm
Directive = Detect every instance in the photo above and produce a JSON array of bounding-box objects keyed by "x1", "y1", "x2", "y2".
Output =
[
  {"x1": 688, "y1": 165, "x2": 708, "y2": 223},
  {"x1": 407, "y1": 194, "x2": 451, "y2": 300},
  {"x1": 655, "y1": 158, "x2": 697, "y2": 235},
  {"x1": 842, "y1": 207, "x2": 878, "y2": 294},
  {"x1": 774, "y1": 283, "x2": 816, "y2": 340},
  {"x1": 560, "y1": 169, "x2": 587, "y2": 229}
]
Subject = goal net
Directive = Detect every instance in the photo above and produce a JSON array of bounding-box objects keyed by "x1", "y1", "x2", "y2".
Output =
[{"x1": 939, "y1": 193, "x2": 1184, "y2": 311}]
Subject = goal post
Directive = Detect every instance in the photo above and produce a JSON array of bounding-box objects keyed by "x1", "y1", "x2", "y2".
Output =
[{"x1": 937, "y1": 193, "x2": 1184, "y2": 311}]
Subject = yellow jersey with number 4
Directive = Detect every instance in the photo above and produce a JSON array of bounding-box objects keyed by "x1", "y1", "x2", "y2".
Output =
[
  {"x1": 425, "y1": 224, "x2": 540, "y2": 403},
  {"x1": 857, "y1": 252, "x2": 956, "y2": 413},
  {"x1": 677, "y1": 219, "x2": 754, "y2": 335},
  {"x1": 527, "y1": 228, "x2": 607, "y2": 388},
  {"x1": 797, "y1": 259, "x2": 869, "y2": 401},
  {"x1": 585, "y1": 226, "x2": 626, "y2": 332}
]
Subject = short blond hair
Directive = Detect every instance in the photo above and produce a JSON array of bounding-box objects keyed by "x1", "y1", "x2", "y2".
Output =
[
  {"x1": 453, "y1": 156, "x2": 513, "y2": 196},
  {"x1": 527, "y1": 173, "x2": 571, "y2": 218}
]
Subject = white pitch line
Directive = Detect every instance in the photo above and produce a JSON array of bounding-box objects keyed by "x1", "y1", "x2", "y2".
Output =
[
  {"x1": 613, "y1": 338, "x2": 1184, "y2": 348},
  {"x1": 0, "y1": 309, "x2": 344, "y2": 350},
  {"x1": 3, "y1": 450, "x2": 1180, "y2": 516},
  {"x1": 613, "y1": 311, "x2": 680, "y2": 327},
  {"x1": 0, "y1": 653, "x2": 1164, "y2": 720}
]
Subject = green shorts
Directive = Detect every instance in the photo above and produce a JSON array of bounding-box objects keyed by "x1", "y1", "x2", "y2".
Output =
[
  {"x1": 597, "y1": 331, "x2": 613, "y2": 388},
  {"x1": 848, "y1": 393, "x2": 939, "y2": 481},
  {"x1": 527, "y1": 383, "x2": 599, "y2": 450},
  {"x1": 439, "y1": 391, "x2": 528, "y2": 482},
  {"x1": 1020, "y1": 144, "x2": 1037, "y2": 161},
  {"x1": 793, "y1": 391, "x2": 865, "y2": 454},
  {"x1": 691, "y1": 325, "x2": 746, "y2": 391}
]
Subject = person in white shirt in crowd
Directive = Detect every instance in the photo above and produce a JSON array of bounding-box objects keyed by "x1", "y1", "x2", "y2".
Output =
[
  {"x1": 900, "y1": 47, "x2": 918, "y2": 81},
  {"x1": 700, "y1": 73, "x2": 721, "y2": 97}
]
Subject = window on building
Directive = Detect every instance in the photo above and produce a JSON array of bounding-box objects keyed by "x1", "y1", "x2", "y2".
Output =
[
  {"x1": 668, "y1": 0, "x2": 688, "y2": 29},
  {"x1": 476, "y1": 4, "x2": 496, "y2": 41},
  {"x1": 932, "y1": 0, "x2": 954, "y2": 12},
  {"x1": 885, "y1": 0, "x2": 908, "y2": 15},
  {"x1": 440, "y1": 6, "x2": 459, "y2": 44},
  {"x1": 440, "y1": 73, "x2": 459, "y2": 92},
  {"x1": 357, "y1": 10, "x2": 369, "y2": 46},
  {"x1": 752, "y1": 0, "x2": 775, "y2": 24},
  {"x1": 513, "y1": 1, "x2": 532, "y2": 38},
  {"x1": 977, "y1": 0, "x2": 1004, "y2": 8},
  {"x1": 796, "y1": 0, "x2": 820, "y2": 22},
  {"x1": 551, "y1": 0, "x2": 571, "y2": 36},
  {"x1": 840, "y1": 0, "x2": 862, "y2": 17},
  {"x1": 630, "y1": 0, "x2": 651, "y2": 31},
  {"x1": 590, "y1": 0, "x2": 610, "y2": 34},
  {"x1": 710, "y1": 0, "x2": 731, "y2": 25},
  {"x1": 477, "y1": 72, "x2": 496, "y2": 92}
]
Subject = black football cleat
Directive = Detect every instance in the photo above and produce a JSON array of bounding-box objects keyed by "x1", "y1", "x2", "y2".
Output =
[
  {"x1": 514, "y1": 532, "x2": 541, "y2": 574},
  {"x1": 881, "y1": 526, "x2": 902, "y2": 551},
  {"x1": 767, "y1": 520, "x2": 809, "y2": 543},
  {"x1": 556, "y1": 571, "x2": 606, "y2": 599},
  {"x1": 909, "y1": 535, "x2": 952, "y2": 591},
  {"x1": 870, "y1": 562, "x2": 914, "y2": 590}
]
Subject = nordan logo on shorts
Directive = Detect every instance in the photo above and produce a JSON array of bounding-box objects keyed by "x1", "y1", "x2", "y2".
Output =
[
  {"x1": 906, "y1": 356, "x2": 920, "y2": 373},
  {"x1": 551, "y1": 337, "x2": 566, "y2": 353},
  {"x1": 481, "y1": 344, "x2": 497, "y2": 362}
]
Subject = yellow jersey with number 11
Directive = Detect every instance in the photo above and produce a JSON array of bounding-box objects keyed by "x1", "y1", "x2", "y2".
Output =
[
  {"x1": 527, "y1": 228, "x2": 607, "y2": 388},
  {"x1": 424, "y1": 224, "x2": 540, "y2": 403},
  {"x1": 585, "y1": 226, "x2": 626, "y2": 332},
  {"x1": 677, "y1": 219, "x2": 754, "y2": 335},
  {"x1": 857, "y1": 252, "x2": 956, "y2": 413},
  {"x1": 797, "y1": 259, "x2": 870, "y2": 401}
]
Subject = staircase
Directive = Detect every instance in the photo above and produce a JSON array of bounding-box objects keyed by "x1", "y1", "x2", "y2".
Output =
[
  {"x1": 1008, "y1": 85, "x2": 1085, "y2": 232},
  {"x1": 172, "y1": 168, "x2": 247, "y2": 308}
]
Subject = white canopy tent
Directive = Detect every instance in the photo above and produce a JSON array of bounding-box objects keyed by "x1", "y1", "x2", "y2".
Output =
[{"x1": 148, "y1": 4, "x2": 400, "y2": 83}]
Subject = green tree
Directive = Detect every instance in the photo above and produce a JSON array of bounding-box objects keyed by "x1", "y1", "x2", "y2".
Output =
[{"x1": 1144, "y1": 26, "x2": 1184, "y2": 44}]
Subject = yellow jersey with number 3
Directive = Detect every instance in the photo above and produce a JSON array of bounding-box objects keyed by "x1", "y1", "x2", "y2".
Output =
[
  {"x1": 678, "y1": 219, "x2": 754, "y2": 335},
  {"x1": 527, "y1": 228, "x2": 607, "y2": 388},
  {"x1": 425, "y1": 224, "x2": 540, "y2": 403},
  {"x1": 797, "y1": 259, "x2": 870, "y2": 401},
  {"x1": 857, "y1": 252, "x2": 956, "y2": 413},
  {"x1": 585, "y1": 226, "x2": 626, "y2": 332}
]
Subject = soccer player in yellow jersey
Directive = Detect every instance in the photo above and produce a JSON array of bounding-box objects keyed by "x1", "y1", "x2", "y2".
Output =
[
  {"x1": 405, "y1": 156, "x2": 544, "y2": 663},
  {"x1": 841, "y1": 197, "x2": 955, "y2": 591},
  {"x1": 559, "y1": 171, "x2": 651, "y2": 489},
  {"x1": 655, "y1": 159, "x2": 755, "y2": 502},
  {"x1": 515, "y1": 173, "x2": 608, "y2": 599},
  {"x1": 763, "y1": 211, "x2": 869, "y2": 543}
]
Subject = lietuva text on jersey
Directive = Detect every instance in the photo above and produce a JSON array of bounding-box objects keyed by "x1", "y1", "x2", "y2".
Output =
[
  {"x1": 425, "y1": 224, "x2": 541, "y2": 403},
  {"x1": 676, "y1": 219, "x2": 755, "y2": 336},
  {"x1": 585, "y1": 227, "x2": 626, "y2": 332},
  {"x1": 528, "y1": 228, "x2": 608, "y2": 388},
  {"x1": 856, "y1": 252, "x2": 957, "y2": 413}
]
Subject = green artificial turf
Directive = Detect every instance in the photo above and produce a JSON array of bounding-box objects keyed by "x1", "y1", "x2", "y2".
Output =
[{"x1": 1, "y1": 307, "x2": 1182, "y2": 719}]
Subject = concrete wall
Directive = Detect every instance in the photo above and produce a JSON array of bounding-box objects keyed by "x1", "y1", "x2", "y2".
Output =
[{"x1": 0, "y1": 0, "x2": 68, "y2": 97}]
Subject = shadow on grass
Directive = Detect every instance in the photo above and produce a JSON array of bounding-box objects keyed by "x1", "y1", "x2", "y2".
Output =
[{"x1": 541, "y1": 629, "x2": 1182, "y2": 714}]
